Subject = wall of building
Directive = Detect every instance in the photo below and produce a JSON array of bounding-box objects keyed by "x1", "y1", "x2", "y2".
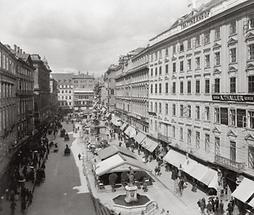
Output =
[
  {"x1": 147, "y1": 1, "x2": 254, "y2": 177},
  {"x1": 0, "y1": 43, "x2": 17, "y2": 161}
]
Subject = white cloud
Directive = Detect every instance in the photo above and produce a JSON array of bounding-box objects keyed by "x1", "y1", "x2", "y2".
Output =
[{"x1": 0, "y1": 0, "x2": 189, "y2": 76}]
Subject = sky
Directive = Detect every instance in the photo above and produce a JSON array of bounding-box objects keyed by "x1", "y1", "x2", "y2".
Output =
[{"x1": 0, "y1": 0, "x2": 190, "y2": 76}]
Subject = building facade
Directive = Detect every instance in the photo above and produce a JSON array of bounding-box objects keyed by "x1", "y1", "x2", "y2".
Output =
[
  {"x1": 115, "y1": 48, "x2": 149, "y2": 133},
  {"x1": 73, "y1": 72, "x2": 95, "y2": 112},
  {"x1": 147, "y1": 0, "x2": 254, "y2": 187},
  {"x1": 51, "y1": 73, "x2": 74, "y2": 111},
  {"x1": 10, "y1": 45, "x2": 35, "y2": 144},
  {"x1": 0, "y1": 42, "x2": 18, "y2": 172},
  {"x1": 49, "y1": 78, "x2": 58, "y2": 112},
  {"x1": 31, "y1": 54, "x2": 51, "y2": 129},
  {"x1": 104, "y1": 64, "x2": 122, "y2": 113}
]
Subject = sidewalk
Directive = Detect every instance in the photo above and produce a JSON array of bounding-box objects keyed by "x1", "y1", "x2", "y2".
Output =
[
  {"x1": 74, "y1": 123, "x2": 201, "y2": 215},
  {"x1": 108, "y1": 135, "x2": 206, "y2": 210}
]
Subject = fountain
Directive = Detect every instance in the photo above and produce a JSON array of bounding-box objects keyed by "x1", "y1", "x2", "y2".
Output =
[{"x1": 112, "y1": 167, "x2": 158, "y2": 215}]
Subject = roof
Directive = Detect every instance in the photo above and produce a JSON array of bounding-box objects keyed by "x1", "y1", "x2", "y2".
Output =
[
  {"x1": 95, "y1": 154, "x2": 151, "y2": 176},
  {"x1": 97, "y1": 145, "x2": 137, "y2": 161},
  {"x1": 72, "y1": 73, "x2": 94, "y2": 79},
  {"x1": 51, "y1": 73, "x2": 74, "y2": 81},
  {"x1": 150, "y1": 0, "x2": 227, "y2": 42}
]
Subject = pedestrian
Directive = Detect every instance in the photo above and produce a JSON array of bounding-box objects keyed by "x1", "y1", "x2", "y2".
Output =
[
  {"x1": 10, "y1": 200, "x2": 16, "y2": 215},
  {"x1": 214, "y1": 196, "x2": 219, "y2": 212},
  {"x1": 206, "y1": 200, "x2": 213, "y2": 215},
  {"x1": 78, "y1": 153, "x2": 81, "y2": 160},
  {"x1": 227, "y1": 201, "x2": 234, "y2": 215},
  {"x1": 218, "y1": 199, "x2": 224, "y2": 215},
  {"x1": 178, "y1": 178, "x2": 184, "y2": 196}
]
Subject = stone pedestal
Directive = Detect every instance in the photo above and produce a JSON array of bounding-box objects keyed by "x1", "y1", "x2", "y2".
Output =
[{"x1": 124, "y1": 185, "x2": 138, "y2": 203}]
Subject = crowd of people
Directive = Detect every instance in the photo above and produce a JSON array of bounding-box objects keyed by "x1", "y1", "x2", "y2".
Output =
[{"x1": 0, "y1": 116, "x2": 62, "y2": 214}]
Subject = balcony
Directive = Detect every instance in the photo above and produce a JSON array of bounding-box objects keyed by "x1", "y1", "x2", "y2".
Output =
[
  {"x1": 158, "y1": 133, "x2": 170, "y2": 143},
  {"x1": 214, "y1": 154, "x2": 245, "y2": 172}
]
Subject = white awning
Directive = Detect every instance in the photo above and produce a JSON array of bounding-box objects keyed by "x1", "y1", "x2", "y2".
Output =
[
  {"x1": 141, "y1": 137, "x2": 159, "y2": 152},
  {"x1": 188, "y1": 163, "x2": 209, "y2": 181},
  {"x1": 163, "y1": 150, "x2": 187, "y2": 168},
  {"x1": 124, "y1": 125, "x2": 137, "y2": 138},
  {"x1": 232, "y1": 178, "x2": 254, "y2": 204},
  {"x1": 120, "y1": 123, "x2": 128, "y2": 131},
  {"x1": 134, "y1": 132, "x2": 146, "y2": 144}
]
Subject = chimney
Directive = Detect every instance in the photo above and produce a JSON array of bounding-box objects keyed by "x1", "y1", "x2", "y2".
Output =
[
  {"x1": 20, "y1": 48, "x2": 22, "y2": 54},
  {"x1": 17, "y1": 46, "x2": 20, "y2": 54}
]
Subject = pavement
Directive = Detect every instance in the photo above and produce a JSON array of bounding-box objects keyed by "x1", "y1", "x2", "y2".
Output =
[
  {"x1": 0, "y1": 122, "x2": 97, "y2": 215},
  {"x1": 72, "y1": 122, "x2": 206, "y2": 215}
]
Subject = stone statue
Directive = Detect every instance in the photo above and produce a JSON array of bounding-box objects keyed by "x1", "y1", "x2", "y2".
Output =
[{"x1": 128, "y1": 167, "x2": 135, "y2": 186}]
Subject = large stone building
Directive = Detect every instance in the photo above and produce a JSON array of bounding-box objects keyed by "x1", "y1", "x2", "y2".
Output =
[
  {"x1": 147, "y1": 0, "x2": 254, "y2": 190},
  {"x1": 51, "y1": 72, "x2": 95, "y2": 114},
  {"x1": 10, "y1": 45, "x2": 35, "y2": 144},
  {"x1": 104, "y1": 64, "x2": 122, "y2": 113},
  {"x1": 72, "y1": 72, "x2": 95, "y2": 112},
  {"x1": 105, "y1": 0, "x2": 254, "y2": 207},
  {"x1": 115, "y1": 48, "x2": 149, "y2": 133},
  {"x1": 49, "y1": 78, "x2": 58, "y2": 112},
  {"x1": 51, "y1": 73, "x2": 74, "y2": 111},
  {"x1": 31, "y1": 54, "x2": 51, "y2": 129},
  {"x1": 0, "y1": 42, "x2": 18, "y2": 164}
]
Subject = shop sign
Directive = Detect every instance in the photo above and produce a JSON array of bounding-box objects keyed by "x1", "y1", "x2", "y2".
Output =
[
  {"x1": 180, "y1": 10, "x2": 210, "y2": 30},
  {"x1": 212, "y1": 94, "x2": 254, "y2": 102}
]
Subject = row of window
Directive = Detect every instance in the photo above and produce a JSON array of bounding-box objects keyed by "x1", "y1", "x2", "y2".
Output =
[
  {"x1": 59, "y1": 90, "x2": 72, "y2": 94},
  {"x1": 0, "y1": 51, "x2": 15, "y2": 74},
  {"x1": 0, "y1": 82, "x2": 15, "y2": 99},
  {"x1": 150, "y1": 76, "x2": 254, "y2": 95},
  {"x1": 59, "y1": 101, "x2": 72, "y2": 106},
  {"x1": 59, "y1": 96, "x2": 72, "y2": 100},
  {"x1": 0, "y1": 105, "x2": 16, "y2": 132},
  {"x1": 151, "y1": 44, "x2": 254, "y2": 77},
  {"x1": 59, "y1": 85, "x2": 73, "y2": 89},
  {"x1": 150, "y1": 18, "x2": 254, "y2": 62},
  {"x1": 214, "y1": 108, "x2": 254, "y2": 129},
  {"x1": 150, "y1": 102, "x2": 210, "y2": 121}
]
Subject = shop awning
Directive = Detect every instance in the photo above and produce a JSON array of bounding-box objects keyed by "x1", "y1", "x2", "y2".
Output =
[
  {"x1": 188, "y1": 163, "x2": 209, "y2": 182},
  {"x1": 141, "y1": 137, "x2": 159, "y2": 152},
  {"x1": 124, "y1": 125, "x2": 137, "y2": 138},
  {"x1": 232, "y1": 178, "x2": 254, "y2": 204},
  {"x1": 120, "y1": 123, "x2": 128, "y2": 131},
  {"x1": 163, "y1": 150, "x2": 187, "y2": 169},
  {"x1": 95, "y1": 154, "x2": 151, "y2": 176},
  {"x1": 200, "y1": 168, "x2": 218, "y2": 189},
  {"x1": 97, "y1": 145, "x2": 137, "y2": 161},
  {"x1": 134, "y1": 132, "x2": 146, "y2": 144}
]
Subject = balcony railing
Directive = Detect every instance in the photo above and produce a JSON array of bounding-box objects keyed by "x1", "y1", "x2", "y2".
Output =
[
  {"x1": 158, "y1": 133, "x2": 170, "y2": 143},
  {"x1": 215, "y1": 154, "x2": 245, "y2": 172}
]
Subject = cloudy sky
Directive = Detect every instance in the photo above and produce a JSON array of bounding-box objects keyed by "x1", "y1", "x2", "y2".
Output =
[{"x1": 0, "y1": 0, "x2": 190, "y2": 76}]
